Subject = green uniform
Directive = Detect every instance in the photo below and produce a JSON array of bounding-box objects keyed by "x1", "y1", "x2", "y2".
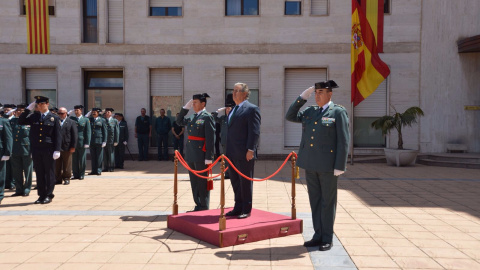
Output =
[
  {"x1": 103, "y1": 117, "x2": 119, "y2": 172},
  {"x1": 0, "y1": 118, "x2": 13, "y2": 202},
  {"x1": 286, "y1": 96, "x2": 349, "y2": 243},
  {"x1": 115, "y1": 120, "x2": 128, "y2": 169},
  {"x1": 212, "y1": 113, "x2": 228, "y2": 154},
  {"x1": 89, "y1": 117, "x2": 107, "y2": 175},
  {"x1": 177, "y1": 108, "x2": 215, "y2": 211},
  {"x1": 10, "y1": 117, "x2": 33, "y2": 196},
  {"x1": 71, "y1": 115, "x2": 91, "y2": 179}
]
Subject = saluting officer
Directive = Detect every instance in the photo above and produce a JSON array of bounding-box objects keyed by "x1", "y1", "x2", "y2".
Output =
[
  {"x1": 88, "y1": 108, "x2": 107, "y2": 176},
  {"x1": 0, "y1": 109, "x2": 13, "y2": 205},
  {"x1": 285, "y1": 80, "x2": 350, "y2": 251},
  {"x1": 103, "y1": 108, "x2": 119, "y2": 172},
  {"x1": 114, "y1": 113, "x2": 128, "y2": 169},
  {"x1": 19, "y1": 96, "x2": 62, "y2": 204},
  {"x1": 10, "y1": 103, "x2": 33, "y2": 197},
  {"x1": 70, "y1": 105, "x2": 91, "y2": 180},
  {"x1": 212, "y1": 94, "x2": 235, "y2": 179},
  {"x1": 177, "y1": 93, "x2": 215, "y2": 211}
]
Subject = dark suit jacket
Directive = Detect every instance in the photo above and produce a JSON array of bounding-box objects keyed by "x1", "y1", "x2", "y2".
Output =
[
  {"x1": 226, "y1": 100, "x2": 261, "y2": 160},
  {"x1": 59, "y1": 117, "x2": 78, "y2": 152},
  {"x1": 18, "y1": 110, "x2": 62, "y2": 151}
]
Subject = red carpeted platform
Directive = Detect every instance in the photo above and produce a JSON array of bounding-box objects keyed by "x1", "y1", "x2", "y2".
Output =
[{"x1": 167, "y1": 208, "x2": 303, "y2": 247}]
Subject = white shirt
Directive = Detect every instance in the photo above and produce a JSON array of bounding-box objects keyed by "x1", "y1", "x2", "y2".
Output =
[{"x1": 321, "y1": 101, "x2": 332, "y2": 112}]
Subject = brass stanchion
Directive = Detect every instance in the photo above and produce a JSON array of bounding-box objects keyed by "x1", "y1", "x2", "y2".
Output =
[
  {"x1": 219, "y1": 155, "x2": 226, "y2": 231},
  {"x1": 291, "y1": 153, "x2": 297, "y2": 220},
  {"x1": 173, "y1": 152, "x2": 178, "y2": 216}
]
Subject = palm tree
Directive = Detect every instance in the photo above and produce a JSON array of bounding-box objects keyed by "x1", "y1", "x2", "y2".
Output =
[{"x1": 371, "y1": 106, "x2": 424, "y2": 150}]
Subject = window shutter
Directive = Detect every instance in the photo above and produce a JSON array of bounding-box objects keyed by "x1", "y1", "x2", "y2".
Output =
[
  {"x1": 311, "y1": 0, "x2": 328, "y2": 15},
  {"x1": 225, "y1": 68, "x2": 259, "y2": 89},
  {"x1": 150, "y1": 68, "x2": 183, "y2": 96},
  {"x1": 150, "y1": 0, "x2": 182, "y2": 7},
  {"x1": 353, "y1": 78, "x2": 387, "y2": 117},
  {"x1": 108, "y1": 0, "x2": 124, "y2": 43},
  {"x1": 26, "y1": 68, "x2": 57, "y2": 90}
]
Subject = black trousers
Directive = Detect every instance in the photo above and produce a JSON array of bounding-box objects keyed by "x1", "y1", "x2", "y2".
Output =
[
  {"x1": 229, "y1": 158, "x2": 254, "y2": 214},
  {"x1": 31, "y1": 147, "x2": 55, "y2": 199}
]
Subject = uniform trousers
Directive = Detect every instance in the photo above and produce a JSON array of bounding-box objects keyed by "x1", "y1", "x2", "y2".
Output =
[
  {"x1": 103, "y1": 144, "x2": 115, "y2": 171},
  {"x1": 0, "y1": 160, "x2": 6, "y2": 201},
  {"x1": 137, "y1": 134, "x2": 149, "y2": 161},
  {"x1": 11, "y1": 155, "x2": 33, "y2": 195},
  {"x1": 72, "y1": 147, "x2": 87, "y2": 178},
  {"x1": 55, "y1": 151, "x2": 72, "y2": 183},
  {"x1": 31, "y1": 147, "x2": 55, "y2": 199},
  {"x1": 187, "y1": 161, "x2": 210, "y2": 210},
  {"x1": 115, "y1": 143, "x2": 125, "y2": 168},
  {"x1": 305, "y1": 170, "x2": 338, "y2": 243},
  {"x1": 90, "y1": 144, "x2": 103, "y2": 174},
  {"x1": 5, "y1": 160, "x2": 13, "y2": 189}
]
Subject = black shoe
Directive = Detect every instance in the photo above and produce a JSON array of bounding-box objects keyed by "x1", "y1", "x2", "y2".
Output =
[
  {"x1": 71, "y1": 177, "x2": 79, "y2": 180},
  {"x1": 88, "y1": 172, "x2": 97, "y2": 175},
  {"x1": 63, "y1": 180, "x2": 70, "y2": 185},
  {"x1": 11, "y1": 193, "x2": 23, "y2": 197},
  {"x1": 8, "y1": 186, "x2": 15, "y2": 191},
  {"x1": 319, "y1": 242, "x2": 333, "y2": 251},
  {"x1": 303, "y1": 239, "x2": 321, "y2": 247},
  {"x1": 23, "y1": 193, "x2": 29, "y2": 197},
  {"x1": 237, "y1": 213, "x2": 251, "y2": 219},
  {"x1": 79, "y1": 176, "x2": 84, "y2": 180},
  {"x1": 34, "y1": 197, "x2": 44, "y2": 204},
  {"x1": 225, "y1": 210, "x2": 241, "y2": 217},
  {"x1": 102, "y1": 169, "x2": 108, "y2": 172},
  {"x1": 97, "y1": 172, "x2": 101, "y2": 176},
  {"x1": 108, "y1": 169, "x2": 114, "y2": 172},
  {"x1": 55, "y1": 181, "x2": 62, "y2": 185},
  {"x1": 41, "y1": 197, "x2": 52, "y2": 204}
]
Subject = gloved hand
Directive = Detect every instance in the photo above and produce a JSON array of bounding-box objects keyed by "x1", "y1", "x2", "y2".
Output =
[
  {"x1": 114, "y1": 142, "x2": 118, "y2": 146},
  {"x1": 205, "y1": 159, "x2": 212, "y2": 165},
  {"x1": 68, "y1": 109, "x2": 74, "y2": 116},
  {"x1": 84, "y1": 144, "x2": 89, "y2": 148},
  {"x1": 123, "y1": 141, "x2": 127, "y2": 145},
  {"x1": 27, "y1": 101, "x2": 36, "y2": 111},
  {"x1": 216, "y1": 107, "x2": 226, "y2": 114},
  {"x1": 183, "y1": 99, "x2": 193, "y2": 110},
  {"x1": 334, "y1": 169, "x2": 344, "y2": 176},
  {"x1": 53, "y1": 151, "x2": 60, "y2": 160},
  {"x1": 300, "y1": 86, "x2": 315, "y2": 100},
  {"x1": 101, "y1": 142, "x2": 106, "y2": 148},
  {"x1": 6, "y1": 108, "x2": 16, "y2": 116},
  {"x1": 1, "y1": 156, "x2": 10, "y2": 161},
  {"x1": 85, "y1": 111, "x2": 92, "y2": 117}
]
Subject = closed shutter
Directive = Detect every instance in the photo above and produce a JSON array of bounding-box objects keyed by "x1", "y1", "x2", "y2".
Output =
[
  {"x1": 26, "y1": 68, "x2": 56, "y2": 89},
  {"x1": 150, "y1": 0, "x2": 182, "y2": 7},
  {"x1": 108, "y1": 0, "x2": 124, "y2": 43},
  {"x1": 284, "y1": 68, "x2": 327, "y2": 147},
  {"x1": 225, "y1": 68, "x2": 259, "y2": 89},
  {"x1": 354, "y1": 78, "x2": 387, "y2": 117},
  {"x1": 311, "y1": 0, "x2": 328, "y2": 15},
  {"x1": 150, "y1": 68, "x2": 183, "y2": 96}
]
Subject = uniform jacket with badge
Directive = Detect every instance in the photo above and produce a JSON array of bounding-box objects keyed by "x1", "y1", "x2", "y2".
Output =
[
  {"x1": 177, "y1": 108, "x2": 215, "y2": 163},
  {"x1": 0, "y1": 118, "x2": 13, "y2": 156},
  {"x1": 10, "y1": 117, "x2": 30, "y2": 156},
  {"x1": 118, "y1": 120, "x2": 129, "y2": 143},
  {"x1": 59, "y1": 117, "x2": 78, "y2": 151},
  {"x1": 70, "y1": 115, "x2": 91, "y2": 148},
  {"x1": 105, "y1": 117, "x2": 119, "y2": 145},
  {"x1": 89, "y1": 117, "x2": 107, "y2": 145},
  {"x1": 286, "y1": 96, "x2": 349, "y2": 172},
  {"x1": 18, "y1": 110, "x2": 61, "y2": 151}
]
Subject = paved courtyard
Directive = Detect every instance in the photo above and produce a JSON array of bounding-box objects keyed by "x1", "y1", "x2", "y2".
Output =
[{"x1": 0, "y1": 158, "x2": 480, "y2": 270}]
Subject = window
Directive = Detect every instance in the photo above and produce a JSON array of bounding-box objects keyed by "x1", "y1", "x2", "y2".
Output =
[
  {"x1": 21, "y1": 0, "x2": 55, "y2": 16},
  {"x1": 311, "y1": 0, "x2": 327, "y2": 15},
  {"x1": 83, "y1": 0, "x2": 98, "y2": 43},
  {"x1": 25, "y1": 68, "x2": 57, "y2": 108},
  {"x1": 225, "y1": 68, "x2": 259, "y2": 106},
  {"x1": 226, "y1": 0, "x2": 259, "y2": 16},
  {"x1": 150, "y1": 0, "x2": 182, "y2": 16},
  {"x1": 84, "y1": 71, "x2": 124, "y2": 113},
  {"x1": 285, "y1": 1, "x2": 301, "y2": 15}
]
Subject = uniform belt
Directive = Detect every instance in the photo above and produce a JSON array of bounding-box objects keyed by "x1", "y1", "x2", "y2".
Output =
[{"x1": 188, "y1": 136, "x2": 206, "y2": 152}]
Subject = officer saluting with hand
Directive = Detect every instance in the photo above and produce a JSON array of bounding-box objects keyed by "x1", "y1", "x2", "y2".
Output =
[
  {"x1": 286, "y1": 80, "x2": 350, "y2": 251},
  {"x1": 18, "y1": 96, "x2": 62, "y2": 204}
]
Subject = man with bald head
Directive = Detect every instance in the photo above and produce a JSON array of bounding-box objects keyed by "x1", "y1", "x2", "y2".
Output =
[{"x1": 55, "y1": 107, "x2": 78, "y2": 185}]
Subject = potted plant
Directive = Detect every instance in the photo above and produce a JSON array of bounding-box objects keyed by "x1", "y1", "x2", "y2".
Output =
[{"x1": 371, "y1": 106, "x2": 424, "y2": 167}]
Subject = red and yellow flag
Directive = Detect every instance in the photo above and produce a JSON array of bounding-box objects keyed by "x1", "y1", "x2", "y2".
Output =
[
  {"x1": 26, "y1": 0, "x2": 50, "y2": 54},
  {"x1": 359, "y1": 0, "x2": 385, "y2": 52},
  {"x1": 351, "y1": 0, "x2": 390, "y2": 107}
]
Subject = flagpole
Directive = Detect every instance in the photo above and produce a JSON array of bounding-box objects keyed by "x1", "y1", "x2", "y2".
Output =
[{"x1": 350, "y1": 101, "x2": 354, "y2": 165}]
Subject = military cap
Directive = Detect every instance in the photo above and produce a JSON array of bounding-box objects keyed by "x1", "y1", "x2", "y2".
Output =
[
  {"x1": 3, "y1": 104, "x2": 16, "y2": 109},
  {"x1": 315, "y1": 80, "x2": 339, "y2": 90},
  {"x1": 34, "y1": 96, "x2": 49, "y2": 103},
  {"x1": 16, "y1": 103, "x2": 28, "y2": 109},
  {"x1": 225, "y1": 93, "x2": 235, "y2": 107},
  {"x1": 105, "y1": 108, "x2": 114, "y2": 112},
  {"x1": 114, "y1": 113, "x2": 124, "y2": 117},
  {"x1": 92, "y1": 107, "x2": 102, "y2": 113},
  {"x1": 74, "y1": 105, "x2": 84, "y2": 109},
  {"x1": 0, "y1": 103, "x2": 2, "y2": 107},
  {"x1": 193, "y1": 93, "x2": 210, "y2": 103},
  {"x1": 49, "y1": 107, "x2": 58, "y2": 113}
]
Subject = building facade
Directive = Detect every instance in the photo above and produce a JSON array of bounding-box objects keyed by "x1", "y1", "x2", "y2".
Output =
[{"x1": 0, "y1": 0, "x2": 479, "y2": 155}]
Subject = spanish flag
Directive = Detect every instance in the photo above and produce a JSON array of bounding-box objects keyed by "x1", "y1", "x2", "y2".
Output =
[
  {"x1": 359, "y1": 0, "x2": 385, "y2": 52},
  {"x1": 26, "y1": 0, "x2": 50, "y2": 54},
  {"x1": 351, "y1": 0, "x2": 390, "y2": 107}
]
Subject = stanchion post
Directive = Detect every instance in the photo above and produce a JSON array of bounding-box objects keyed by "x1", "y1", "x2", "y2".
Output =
[
  {"x1": 173, "y1": 152, "x2": 178, "y2": 215},
  {"x1": 219, "y1": 155, "x2": 226, "y2": 231},
  {"x1": 291, "y1": 153, "x2": 297, "y2": 220}
]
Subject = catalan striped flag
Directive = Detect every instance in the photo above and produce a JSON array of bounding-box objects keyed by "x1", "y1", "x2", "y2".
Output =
[
  {"x1": 359, "y1": 0, "x2": 385, "y2": 52},
  {"x1": 351, "y1": 0, "x2": 390, "y2": 107},
  {"x1": 26, "y1": 0, "x2": 50, "y2": 54}
]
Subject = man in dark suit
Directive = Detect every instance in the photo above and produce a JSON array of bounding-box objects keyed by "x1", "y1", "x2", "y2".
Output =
[
  {"x1": 285, "y1": 80, "x2": 350, "y2": 251},
  {"x1": 225, "y1": 83, "x2": 261, "y2": 219},
  {"x1": 70, "y1": 105, "x2": 91, "y2": 180},
  {"x1": 18, "y1": 96, "x2": 62, "y2": 204},
  {"x1": 88, "y1": 108, "x2": 107, "y2": 175},
  {"x1": 0, "y1": 109, "x2": 13, "y2": 205},
  {"x1": 135, "y1": 108, "x2": 151, "y2": 161},
  {"x1": 177, "y1": 93, "x2": 215, "y2": 211},
  {"x1": 55, "y1": 107, "x2": 78, "y2": 185},
  {"x1": 155, "y1": 108, "x2": 171, "y2": 161}
]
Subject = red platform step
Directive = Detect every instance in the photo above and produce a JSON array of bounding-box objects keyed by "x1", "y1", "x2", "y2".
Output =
[{"x1": 167, "y1": 208, "x2": 303, "y2": 247}]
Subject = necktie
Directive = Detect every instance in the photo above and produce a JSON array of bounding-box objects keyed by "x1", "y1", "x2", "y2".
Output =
[
  {"x1": 228, "y1": 106, "x2": 238, "y2": 125},
  {"x1": 318, "y1": 107, "x2": 323, "y2": 115},
  {"x1": 41, "y1": 114, "x2": 45, "y2": 121}
]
